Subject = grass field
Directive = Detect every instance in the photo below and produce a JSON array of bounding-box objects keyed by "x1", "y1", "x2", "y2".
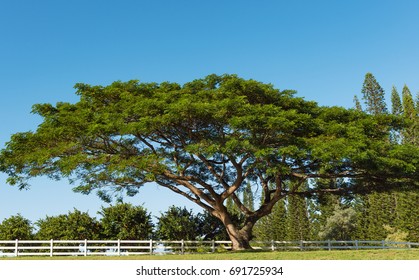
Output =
[{"x1": 3, "y1": 249, "x2": 419, "y2": 260}]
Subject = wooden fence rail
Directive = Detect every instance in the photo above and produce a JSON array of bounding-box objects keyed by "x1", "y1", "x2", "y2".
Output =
[{"x1": 0, "y1": 239, "x2": 418, "y2": 257}]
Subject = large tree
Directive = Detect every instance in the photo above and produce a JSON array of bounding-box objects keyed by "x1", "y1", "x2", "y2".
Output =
[{"x1": 1, "y1": 74, "x2": 417, "y2": 250}]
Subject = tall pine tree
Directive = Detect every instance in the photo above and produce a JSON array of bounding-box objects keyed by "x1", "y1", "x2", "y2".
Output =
[
  {"x1": 253, "y1": 191, "x2": 287, "y2": 241},
  {"x1": 361, "y1": 73, "x2": 388, "y2": 115},
  {"x1": 395, "y1": 85, "x2": 419, "y2": 242},
  {"x1": 390, "y1": 86, "x2": 403, "y2": 143},
  {"x1": 357, "y1": 73, "x2": 395, "y2": 240},
  {"x1": 353, "y1": 95, "x2": 362, "y2": 111},
  {"x1": 402, "y1": 85, "x2": 418, "y2": 145},
  {"x1": 391, "y1": 86, "x2": 402, "y2": 115},
  {"x1": 286, "y1": 181, "x2": 311, "y2": 241},
  {"x1": 242, "y1": 182, "x2": 255, "y2": 211}
]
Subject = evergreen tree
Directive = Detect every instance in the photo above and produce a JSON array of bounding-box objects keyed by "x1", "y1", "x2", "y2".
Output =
[
  {"x1": 394, "y1": 191, "x2": 419, "y2": 242},
  {"x1": 353, "y1": 95, "x2": 362, "y2": 111},
  {"x1": 363, "y1": 192, "x2": 397, "y2": 240},
  {"x1": 253, "y1": 190, "x2": 287, "y2": 241},
  {"x1": 286, "y1": 181, "x2": 310, "y2": 240},
  {"x1": 402, "y1": 85, "x2": 418, "y2": 145},
  {"x1": 416, "y1": 93, "x2": 419, "y2": 115},
  {"x1": 361, "y1": 73, "x2": 388, "y2": 115},
  {"x1": 402, "y1": 85, "x2": 415, "y2": 119},
  {"x1": 391, "y1": 86, "x2": 402, "y2": 115},
  {"x1": 395, "y1": 86, "x2": 419, "y2": 242},
  {"x1": 242, "y1": 182, "x2": 255, "y2": 211},
  {"x1": 390, "y1": 86, "x2": 403, "y2": 143},
  {"x1": 358, "y1": 74, "x2": 398, "y2": 240}
]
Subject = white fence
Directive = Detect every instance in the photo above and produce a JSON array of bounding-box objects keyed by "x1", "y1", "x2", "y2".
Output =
[{"x1": 0, "y1": 239, "x2": 418, "y2": 257}]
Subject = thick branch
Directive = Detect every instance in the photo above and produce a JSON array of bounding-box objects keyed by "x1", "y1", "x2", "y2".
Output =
[
  {"x1": 156, "y1": 180, "x2": 214, "y2": 213},
  {"x1": 162, "y1": 170, "x2": 218, "y2": 206}
]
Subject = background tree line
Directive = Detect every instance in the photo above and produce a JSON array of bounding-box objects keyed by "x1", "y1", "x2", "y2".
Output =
[
  {"x1": 255, "y1": 73, "x2": 419, "y2": 243},
  {"x1": 0, "y1": 203, "x2": 232, "y2": 241}
]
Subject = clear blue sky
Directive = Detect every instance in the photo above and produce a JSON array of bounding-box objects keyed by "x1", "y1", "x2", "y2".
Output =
[{"x1": 1, "y1": 0, "x2": 419, "y2": 223}]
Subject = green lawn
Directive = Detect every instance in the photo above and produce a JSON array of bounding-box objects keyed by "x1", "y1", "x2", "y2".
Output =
[{"x1": 3, "y1": 249, "x2": 419, "y2": 260}]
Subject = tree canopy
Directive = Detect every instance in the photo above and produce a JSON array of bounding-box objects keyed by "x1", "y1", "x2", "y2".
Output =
[
  {"x1": 1, "y1": 74, "x2": 418, "y2": 249},
  {"x1": 155, "y1": 206, "x2": 201, "y2": 241},
  {"x1": 0, "y1": 214, "x2": 33, "y2": 240},
  {"x1": 35, "y1": 209, "x2": 100, "y2": 240},
  {"x1": 98, "y1": 203, "x2": 153, "y2": 240}
]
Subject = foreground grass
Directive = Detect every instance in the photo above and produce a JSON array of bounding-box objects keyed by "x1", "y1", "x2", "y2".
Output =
[{"x1": 3, "y1": 249, "x2": 419, "y2": 260}]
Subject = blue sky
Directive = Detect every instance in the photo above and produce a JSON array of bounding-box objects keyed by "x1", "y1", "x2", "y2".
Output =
[{"x1": 1, "y1": 0, "x2": 419, "y2": 223}]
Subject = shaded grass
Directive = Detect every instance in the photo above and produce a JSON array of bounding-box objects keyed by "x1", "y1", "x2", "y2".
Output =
[{"x1": 3, "y1": 249, "x2": 419, "y2": 260}]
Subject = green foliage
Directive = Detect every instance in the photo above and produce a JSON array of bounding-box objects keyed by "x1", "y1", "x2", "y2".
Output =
[
  {"x1": 401, "y1": 85, "x2": 418, "y2": 145},
  {"x1": 318, "y1": 205, "x2": 357, "y2": 240},
  {"x1": 361, "y1": 73, "x2": 388, "y2": 115},
  {"x1": 310, "y1": 179, "x2": 342, "y2": 237},
  {"x1": 35, "y1": 209, "x2": 100, "y2": 240},
  {"x1": 391, "y1": 86, "x2": 402, "y2": 116},
  {"x1": 286, "y1": 196, "x2": 310, "y2": 241},
  {"x1": 155, "y1": 206, "x2": 201, "y2": 240},
  {"x1": 98, "y1": 203, "x2": 153, "y2": 240},
  {"x1": 0, "y1": 214, "x2": 33, "y2": 240},
  {"x1": 393, "y1": 190, "x2": 419, "y2": 242},
  {"x1": 353, "y1": 95, "x2": 362, "y2": 111},
  {"x1": 384, "y1": 224, "x2": 409, "y2": 242},
  {"x1": 242, "y1": 183, "x2": 255, "y2": 211},
  {"x1": 1, "y1": 74, "x2": 417, "y2": 248},
  {"x1": 253, "y1": 198, "x2": 287, "y2": 241}
]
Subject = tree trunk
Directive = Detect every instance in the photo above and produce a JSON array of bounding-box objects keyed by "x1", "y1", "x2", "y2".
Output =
[
  {"x1": 218, "y1": 211, "x2": 253, "y2": 250},
  {"x1": 214, "y1": 195, "x2": 279, "y2": 250},
  {"x1": 226, "y1": 223, "x2": 253, "y2": 250}
]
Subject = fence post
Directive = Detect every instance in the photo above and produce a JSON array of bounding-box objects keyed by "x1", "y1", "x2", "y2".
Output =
[
  {"x1": 299, "y1": 240, "x2": 303, "y2": 251},
  {"x1": 271, "y1": 240, "x2": 275, "y2": 251},
  {"x1": 50, "y1": 239, "x2": 54, "y2": 257},
  {"x1": 117, "y1": 239, "x2": 121, "y2": 256},
  {"x1": 149, "y1": 239, "x2": 153, "y2": 255},
  {"x1": 328, "y1": 240, "x2": 331, "y2": 251},
  {"x1": 211, "y1": 240, "x2": 215, "y2": 253},
  {"x1": 84, "y1": 239, "x2": 88, "y2": 256},
  {"x1": 355, "y1": 240, "x2": 359, "y2": 250},
  {"x1": 382, "y1": 240, "x2": 385, "y2": 249},
  {"x1": 15, "y1": 239, "x2": 19, "y2": 257},
  {"x1": 181, "y1": 239, "x2": 185, "y2": 255}
]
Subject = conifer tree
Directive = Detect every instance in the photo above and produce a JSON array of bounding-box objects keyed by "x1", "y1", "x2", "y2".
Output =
[
  {"x1": 402, "y1": 85, "x2": 418, "y2": 145},
  {"x1": 242, "y1": 182, "x2": 255, "y2": 211},
  {"x1": 286, "y1": 181, "x2": 310, "y2": 241},
  {"x1": 391, "y1": 86, "x2": 402, "y2": 115},
  {"x1": 394, "y1": 191, "x2": 419, "y2": 242},
  {"x1": 395, "y1": 86, "x2": 419, "y2": 242},
  {"x1": 361, "y1": 73, "x2": 388, "y2": 115},
  {"x1": 358, "y1": 73, "x2": 393, "y2": 240},
  {"x1": 353, "y1": 95, "x2": 362, "y2": 111},
  {"x1": 253, "y1": 196, "x2": 287, "y2": 241},
  {"x1": 390, "y1": 86, "x2": 403, "y2": 143}
]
